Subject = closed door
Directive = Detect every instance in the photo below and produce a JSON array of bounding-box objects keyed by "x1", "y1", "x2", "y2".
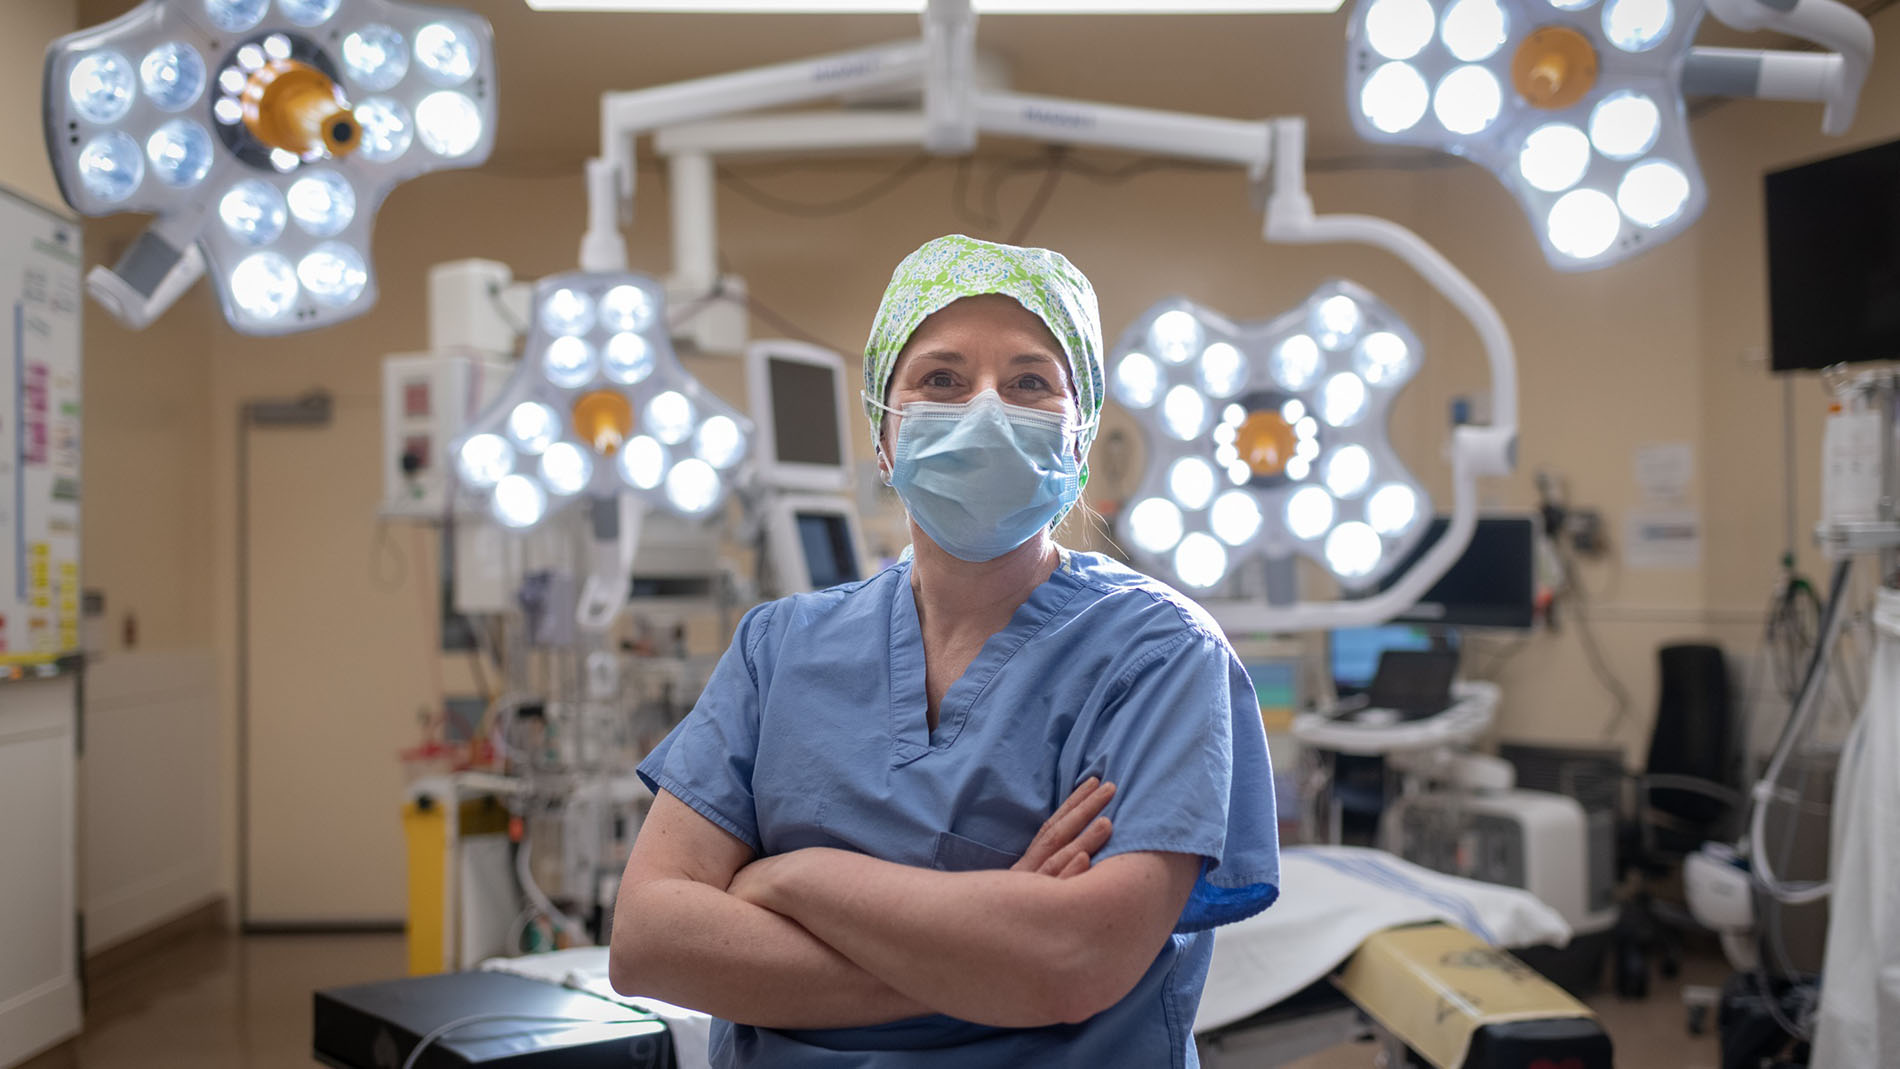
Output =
[{"x1": 244, "y1": 396, "x2": 439, "y2": 925}]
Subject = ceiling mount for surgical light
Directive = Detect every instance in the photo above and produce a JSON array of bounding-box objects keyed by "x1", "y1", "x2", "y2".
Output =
[
  {"x1": 1344, "y1": 0, "x2": 1873, "y2": 271},
  {"x1": 44, "y1": 0, "x2": 498, "y2": 335},
  {"x1": 1114, "y1": 281, "x2": 1430, "y2": 595},
  {"x1": 451, "y1": 272, "x2": 755, "y2": 530}
]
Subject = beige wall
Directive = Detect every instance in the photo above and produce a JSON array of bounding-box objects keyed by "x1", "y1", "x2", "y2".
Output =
[
  {"x1": 1, "y1": 2, "x2": 76, "y2": 212},
  {"x1": 45, "y1": 8, "x2": 1894, "y2": 919}
]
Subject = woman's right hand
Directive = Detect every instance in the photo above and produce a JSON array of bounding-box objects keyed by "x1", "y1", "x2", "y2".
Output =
[{"x1": 1011, "y1": 777, "x2": 1115, "y2": 879}]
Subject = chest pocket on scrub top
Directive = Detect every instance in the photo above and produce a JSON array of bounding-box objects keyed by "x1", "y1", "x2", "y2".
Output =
[{"x1": 931, "y1": 830, "x2": 1020, "y2": 872}]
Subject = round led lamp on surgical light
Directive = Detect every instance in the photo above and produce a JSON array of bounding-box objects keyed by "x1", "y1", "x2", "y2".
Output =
[
  {"x1": 1344, "y1": 0, "x2": 1707, "y2": 270},
  {"x1": 44, "y1": 0, "x2": 499, "y2": 335},
  {"x1": 450, "y1": 271, "x2": 756, "y2": 530},
  {"x1": 1112, "y1": 282, "x2": 1431, "y2": 595}
]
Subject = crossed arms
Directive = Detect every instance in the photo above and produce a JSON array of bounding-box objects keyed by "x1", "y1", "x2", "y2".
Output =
[{"x1": 607, "y1": 779, "x2": 1199, "y2": 1030}]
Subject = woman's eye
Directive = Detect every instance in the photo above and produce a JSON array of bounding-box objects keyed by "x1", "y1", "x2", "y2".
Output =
[
  {"x1": 1014, "y1": 375, "x2": 1051, "y2": 392},
  {"x1": 923, "y1": 372, "x2": 955, "y2": 388}
]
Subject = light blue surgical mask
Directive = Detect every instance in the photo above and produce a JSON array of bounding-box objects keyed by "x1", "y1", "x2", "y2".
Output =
[{"x1": 869, "y1": 390, "x2": 1085, "y2": 562}]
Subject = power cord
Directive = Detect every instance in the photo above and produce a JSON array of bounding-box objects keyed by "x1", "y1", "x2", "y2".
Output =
[{"x1": 399, "y1": 1012, "x2": 647, "y2": 1069}]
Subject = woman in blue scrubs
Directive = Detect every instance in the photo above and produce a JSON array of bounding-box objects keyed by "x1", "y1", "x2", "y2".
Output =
[{"x1": 612, "y1": 234, "x2": 1279, "y2": 1067}]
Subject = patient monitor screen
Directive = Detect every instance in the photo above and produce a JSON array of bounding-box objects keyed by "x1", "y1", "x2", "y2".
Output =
[
  {"x1": 769, "y1": 357, "x2": 843, "y2": 468},
  {"x1": 796, "y1": 510, "x2": 861, "y2": 589}
]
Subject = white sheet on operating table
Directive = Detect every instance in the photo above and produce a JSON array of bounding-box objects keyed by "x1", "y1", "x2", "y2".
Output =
[{"x1": 1194, "y1": 846, "x2": 1574, "y2": 1033}]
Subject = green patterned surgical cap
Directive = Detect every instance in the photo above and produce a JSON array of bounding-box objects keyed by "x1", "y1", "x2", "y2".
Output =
[{"x1": 863, "y1": 234, "x2": 1105, "y2": 490}]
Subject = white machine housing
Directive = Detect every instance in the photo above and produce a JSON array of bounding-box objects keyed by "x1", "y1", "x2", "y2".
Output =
[
  {"x1": 382, "y1": 352, "x2": 514, "y2": 519},
  {"x1": 1386, "y1": 788, "x2": 1619, "y2": 937}
]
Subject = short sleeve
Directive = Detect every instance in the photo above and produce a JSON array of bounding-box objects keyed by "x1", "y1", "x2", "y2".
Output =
[
  {"x1": 636, "y1": 601, "x2": 777, "y2": 854},
  {"x1": 1079, "y1": 629, "x2": 1280, "y2": 933}
]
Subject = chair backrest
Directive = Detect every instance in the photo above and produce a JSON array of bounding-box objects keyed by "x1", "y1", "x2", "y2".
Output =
[{"x1": 1646, "y1": 643, "x2": 1733, "y2": 828}]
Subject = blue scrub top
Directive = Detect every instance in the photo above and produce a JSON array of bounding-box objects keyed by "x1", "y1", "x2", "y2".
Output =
[{"x1": 637, "y1": 549, "x2": 1280, "y2": 1068}]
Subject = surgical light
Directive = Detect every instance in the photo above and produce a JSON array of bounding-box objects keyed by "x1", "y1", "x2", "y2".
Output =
[
  {"x1": 1367, "y1": 482, "x2": 1420, "y2": 534},
  {"x1": 1324, "y1": 444, "x2": 1373, "y2": 498},
  {"x1": 1345, "y1": 0, "x2": 1717, "y2": 269},
  {"x1": 1150, "y1": 309, "x2": 1202, "y2": 365},
  {"x1": 452, "y1": 272, "x2": 753, "y2": 527},
  {"x1": 287, "y1": 171, "x2": 355, "y2": 236},
  {"x1": 1270, "y1": 334, "x2": 1322, "y2": 391},
  {"x1": 354, "y1": 98, "x2": 413, "y2": 160},
  {"x1": 1547, "y1": 188, "x2": 1622, "y2": 259},
  {"x1": 1439, "y1": 0, "x2": 1507, "y2": 61},
  {"x1": 1602, "y1": 0, "x2": 1673, "y2": 52},
  {"x1": 139, "y1": 42, "x2": 205, "y2": 111},
  {"x1": 1321, "y1": 372, "x2": 1368, "y2": 427},
  {"x1": 604, "y1": 332, "x2": 655, "y2": 384},
  {"x1": 666, "y1": 459, "x2": 723, "y2": 515},
  {"x1": 600, "y1": 284, "x2": 656, "y2": 332},
  {"x1": 1162, "y1": 385, "x2": 1209, "y2": 441},
  {"x1": 694, "y1": 415, "x2": 747, "y2": 470},
  {"x1": 220, "y1": 179, "x2": 286, "y2": 245},
  {"x1": 508, "y1": 402, "x2": 561, "y2": 454},
  {"x1": 457, "y1": 433, "x2": 510, "y2": 488},
  {"x1": 146, "y1": 119, "x2": 214, "y2": 187},
  {"x1": 1209, "y1": 490, "x2": 1264, "y2": 546},
  {"x1": 1174, "y1": 533, "x2": 1228, "y2": 590},
  {"x1": 1112, "y1": 281, "x2": 1432, "y2": 592},
  {"x1": 620, "y1": 436, "x2": 667, "y2": 490},
  {"x1": 492, "y1": 474, "x2": 548, "y2": 529},
  {"x1": 1518, "y1": 123, "x2": 1591, "y2": 193},
  {"x1": 1128, "y1": 497, "x2": 1185, "y2": 554},
  {"x1": 1169, "y1": 457, "x2": 1218, "y2": 511},
  {"x1": 648, "y1": 391, "x2": 696, "y2": 446},
  {"x1": 414, "y1": 90, "x2": 484, "y2": 158},
  {"x1": 1361, "y1": 62, "x2": 1430, "y2": 134},
  {"x1": 1432, "y1": 65, "x2": 1502, "y2": 136},
  {"x1": 1325, "y1": 521, "x2": 1383, "y2": 578},
  {"x1": 1588, "y1": 91, "x2": 1660, "y2": 160},
  {"x1": 1365, "y1": 0, "x2": 1436, "y2": 60},
  {"x1": 1199, "y1": 342, "x2": 1247, "y2": 398},
  {"x1": 1616, "y1": 160, "x2": 1691, "y2": 228},
  {"x1": 1114, "y1": 351, "x2": 1162, "y2": 408},
  {"x1": 296, "y1": 242, "x2": 367, "y2": 306},
  {"x1": 543, "y1": 336, "x2": 598, "y2": 389},
  {"x1": 1354, "y1": 331, "x2": 1412, "y2": 385},
  {"x1": 45, "y1": 0, "x2": 497, "y2": 335},
  {"x1": 540, "y1": 442, "x2": 593, "y2": 496},
  {"x1": 230, "y1": 252, "x2": 297, "y2": 319},
  {"x1": 78, "y1": 133, "x2": 144, "y2": 203}
]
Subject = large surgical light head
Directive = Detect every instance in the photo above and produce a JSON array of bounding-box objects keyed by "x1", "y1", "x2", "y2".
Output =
[
  {"x1": 1346, "y1": 0, "x2": 1704, "y2": 269},
  {"x1": 45, "y1": 0, "x2": 497, "y2": 334},
  {"x1": 1343, "y1": 0, "x2": 1874, "y2": 271},
  {"x1": 451, "y1": 272, "x2": 754, "y2": 530},
  {"x1": 1114, "y1": 281, "x2": 1431, "y2": 593}
]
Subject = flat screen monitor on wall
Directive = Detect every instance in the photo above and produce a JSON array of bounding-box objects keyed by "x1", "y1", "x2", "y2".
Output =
[{"x1": 1765, "y1": 137, "x2": 1900, "y2": 372}]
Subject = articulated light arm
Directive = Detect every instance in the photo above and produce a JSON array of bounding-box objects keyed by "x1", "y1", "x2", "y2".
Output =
[
  {"x1": 1703, "y1": 0, "x2": 1874, "y2": 134},
  {"x1": 1210, "y1": 116, "x2": 1518, "y2": 634},
  {"x1": 582, "y1": 38, "x2": 932, "y2": 270}
]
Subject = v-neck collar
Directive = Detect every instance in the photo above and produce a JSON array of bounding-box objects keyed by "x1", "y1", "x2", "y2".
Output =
[{"x1": 885, "y1": 553, "x2": 1084, "y2": 766}]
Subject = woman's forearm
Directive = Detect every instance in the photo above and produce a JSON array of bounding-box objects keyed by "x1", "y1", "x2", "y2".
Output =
[
  {"x1": 611, "y1": 874, "x2": 934, "y2": 1029},
  {"x1": 740, "y1": 849, "x2": 1175, "y2": 1028}
]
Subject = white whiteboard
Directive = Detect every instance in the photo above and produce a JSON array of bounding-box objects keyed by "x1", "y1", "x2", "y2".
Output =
[{"x1": 0, "y1": 188, "x2": 82, "y2": 668}]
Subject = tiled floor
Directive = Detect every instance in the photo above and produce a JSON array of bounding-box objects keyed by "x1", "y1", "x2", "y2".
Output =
[{"x1": 28, "y1": 929, "x2": 1728, "y2": 1068}]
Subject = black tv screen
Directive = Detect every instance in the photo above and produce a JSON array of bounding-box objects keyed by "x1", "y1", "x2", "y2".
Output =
[
  {"x1": 1375, "y1": 516, "x2": 1537, "y2": 630},
  {"x1": 1765, "y1": 137, "x2": 1900, "y2": 372}
]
